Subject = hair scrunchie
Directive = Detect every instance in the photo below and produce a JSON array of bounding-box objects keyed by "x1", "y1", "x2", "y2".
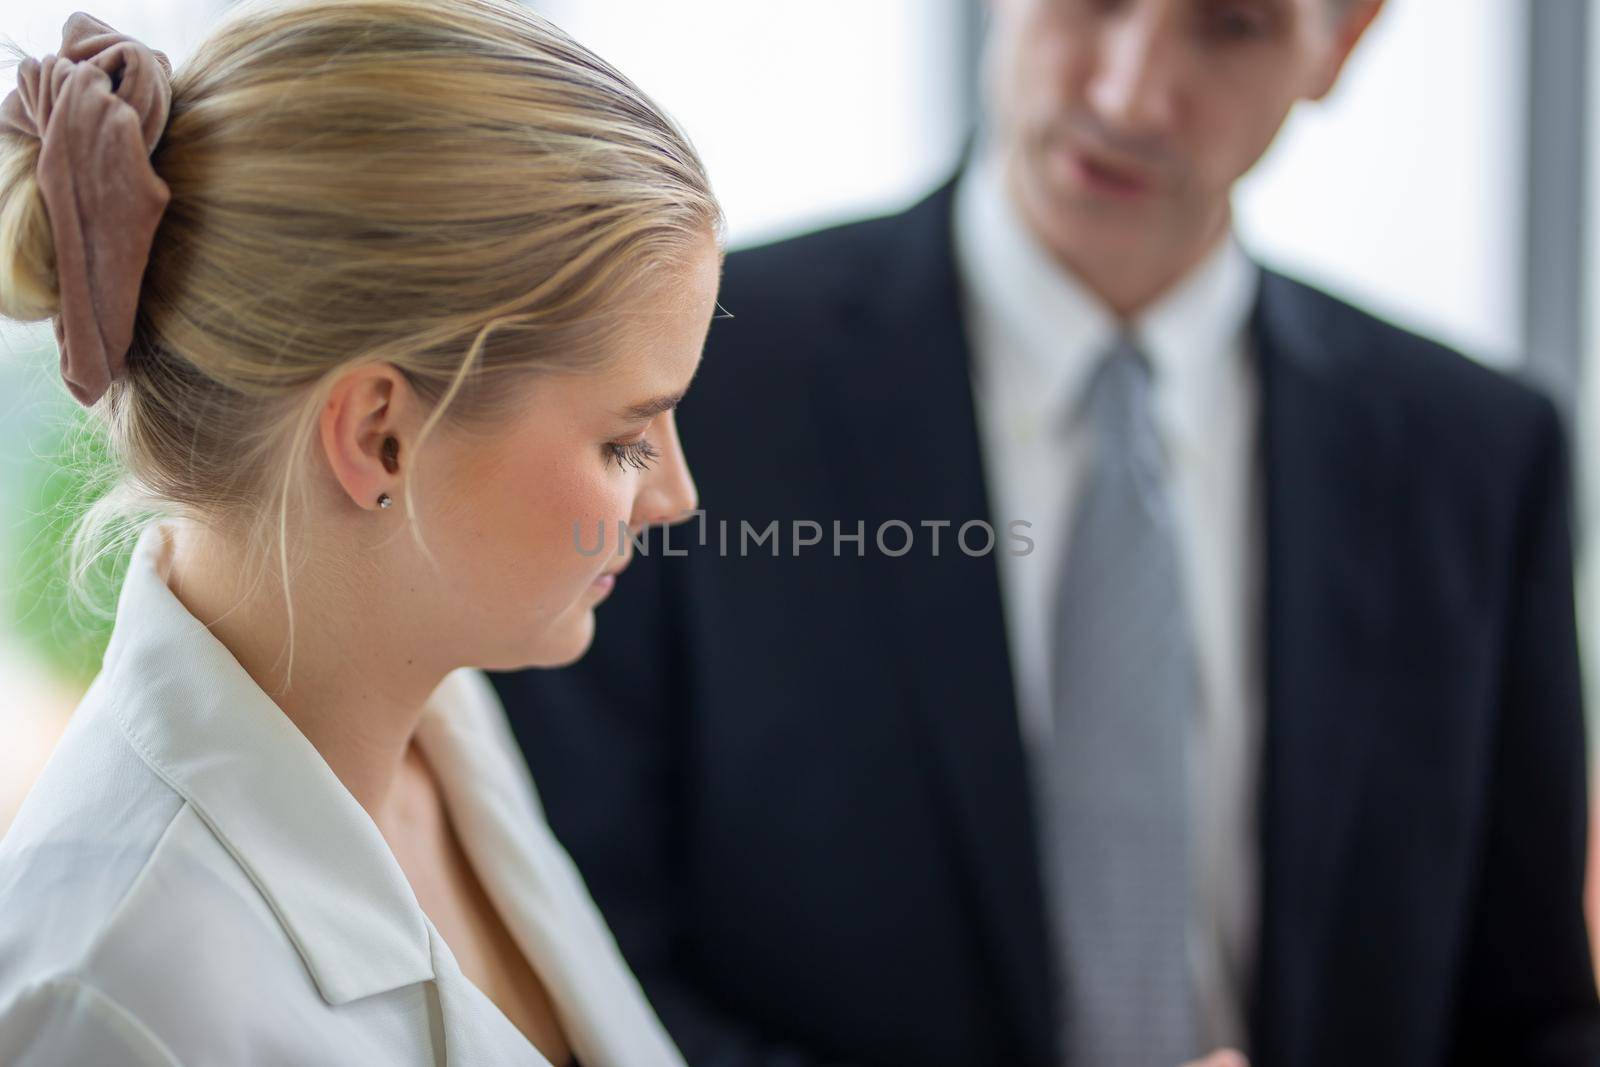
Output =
[{"x1": 0, "y1": 12, "x2": 173, "y2": 407}]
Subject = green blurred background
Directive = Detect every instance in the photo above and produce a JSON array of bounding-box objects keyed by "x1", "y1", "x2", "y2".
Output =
[{"x1": 2, "y1": 335, "x2": 124, "y2": 690}]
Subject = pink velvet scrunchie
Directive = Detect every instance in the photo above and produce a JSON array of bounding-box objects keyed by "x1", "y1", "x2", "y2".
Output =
[{"x1": 0, "y1": 12, "x2": 173, "y2": 407}]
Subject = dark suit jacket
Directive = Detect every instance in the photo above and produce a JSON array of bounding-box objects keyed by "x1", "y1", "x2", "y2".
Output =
[{"x1": 492, "y1": 180, "x2": 1600, "y2": 1067}]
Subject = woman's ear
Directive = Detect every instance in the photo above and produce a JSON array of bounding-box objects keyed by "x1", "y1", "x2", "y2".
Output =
[{"x1": 319, "y1": 363, "x2": 410, "y2": 512}]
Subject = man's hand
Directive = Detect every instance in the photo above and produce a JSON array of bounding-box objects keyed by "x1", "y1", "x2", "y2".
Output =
[{"x1": 1182, "y1": 1052, "x2": 1248, "y2": 1067}]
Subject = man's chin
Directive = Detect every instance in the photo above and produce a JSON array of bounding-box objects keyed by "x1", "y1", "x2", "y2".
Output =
[{"x1": 1021, "y1": 175, "x2": 1167, "y2": 257}]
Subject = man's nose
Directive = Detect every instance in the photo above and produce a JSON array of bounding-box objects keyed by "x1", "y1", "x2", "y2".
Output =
[{"x1": 1085, "y1": 11, "x2": 1181, "y2": 138}]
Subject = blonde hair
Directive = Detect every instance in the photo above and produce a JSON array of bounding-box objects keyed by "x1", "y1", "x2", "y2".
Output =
[{"x1": 0, "y1": 0, "x2": 721, "y2": 680}]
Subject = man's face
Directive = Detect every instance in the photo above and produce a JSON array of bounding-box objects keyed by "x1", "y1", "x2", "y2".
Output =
[{"x1": 985, "y1": 0, "x2": 1376, "y2": 266}]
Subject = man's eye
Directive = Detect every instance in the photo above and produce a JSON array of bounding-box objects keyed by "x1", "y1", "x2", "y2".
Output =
[
  {"x1": 1207, "y1": 7, "x2": 1272, "y2": 41},
  {"x1": 604, "y1": 437, "x2": 661, "y2": 472}
]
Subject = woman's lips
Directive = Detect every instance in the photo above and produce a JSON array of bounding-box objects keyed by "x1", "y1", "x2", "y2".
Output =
[{"x1": 592, "y1": 559, "x2": 627, "y2": 595}]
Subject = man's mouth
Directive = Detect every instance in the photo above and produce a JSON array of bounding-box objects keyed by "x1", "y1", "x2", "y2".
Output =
[{"x1": 1064, "y1": 145, "x2": 1159, "y2": 199}]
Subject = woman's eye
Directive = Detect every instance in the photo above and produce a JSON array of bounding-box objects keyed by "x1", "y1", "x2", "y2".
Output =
[{"x1": 603, "y1": 436, "x2": 661, "y2": 472}]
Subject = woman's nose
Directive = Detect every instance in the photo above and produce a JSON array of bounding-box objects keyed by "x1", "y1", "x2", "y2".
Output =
[
  {"x1": 631, "y1": 416, "x2": 698, "y2": 528},
  {"x1": 633, "y1": 478, "x2": 697, "y2": 529}
]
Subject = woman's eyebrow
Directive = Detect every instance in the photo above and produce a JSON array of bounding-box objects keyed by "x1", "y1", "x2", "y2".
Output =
[{"x1": 618, "y1": 392, "x2": 685, "y2": 421}]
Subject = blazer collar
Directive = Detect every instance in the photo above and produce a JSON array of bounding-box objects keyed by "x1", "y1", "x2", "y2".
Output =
[{"x1": 101, "y1": 521, "x2": 435, "y2": 1006}]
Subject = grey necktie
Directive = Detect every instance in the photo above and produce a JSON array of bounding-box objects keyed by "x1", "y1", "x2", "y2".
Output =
[{"x1": 1046, "y1": 336, "x2": 1201, "y2": 1066}]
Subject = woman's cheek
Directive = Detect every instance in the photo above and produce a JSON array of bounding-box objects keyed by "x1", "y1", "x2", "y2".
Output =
[{"x1": 546, "y1": 470, "x2": 632, "y2": 578}]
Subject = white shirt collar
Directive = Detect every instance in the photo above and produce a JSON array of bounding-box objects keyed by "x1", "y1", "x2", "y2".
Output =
[
  {"x1": 953, "y1": 152, "x2": 1260, "y2": 453},
  {"x1": 100, "y1": 522, "x2": 441, "y2": 1006}
]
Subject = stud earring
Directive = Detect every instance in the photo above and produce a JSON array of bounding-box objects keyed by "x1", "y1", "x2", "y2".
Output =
[{"x1": 377, "y1": 437, "x2": 399, "y2": 510}]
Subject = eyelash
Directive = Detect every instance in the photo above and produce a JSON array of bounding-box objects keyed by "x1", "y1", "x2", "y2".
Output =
[{"x1": 604, "y1": 436, "x2": 661, "y2": 472}]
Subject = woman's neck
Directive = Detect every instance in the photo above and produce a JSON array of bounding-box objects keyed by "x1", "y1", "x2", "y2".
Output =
[{"x1": 159, "y1": 520, "x2": 452, "y2": 819}]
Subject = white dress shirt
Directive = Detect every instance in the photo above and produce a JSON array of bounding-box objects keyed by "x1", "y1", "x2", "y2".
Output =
[
  {"x1": 953, "y1": 154, "x2": 1264, "y2": 1053},
  {"x1": 0, "y1": 521, "x2": 684, "y2": 1067}
]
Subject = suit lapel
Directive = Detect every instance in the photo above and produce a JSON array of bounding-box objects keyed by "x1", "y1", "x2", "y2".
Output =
[
  {"x1": 1249, "y1": 272, "x2": 1401, "y2": 1066},
  {"x1": 810, "y1": 181, "x2": 1057, "y2": 1067}
]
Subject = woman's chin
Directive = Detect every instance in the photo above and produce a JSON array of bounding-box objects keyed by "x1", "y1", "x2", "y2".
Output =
[
  {"x1": 524, "y1": 610, "x2": 597, "y2": 670},
  {"x1": 473, "y1": 600, "x2": 599, "y2": 672}
]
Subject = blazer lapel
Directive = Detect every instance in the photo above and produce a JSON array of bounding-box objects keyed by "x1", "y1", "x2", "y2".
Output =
[
  {"x1": 417, "y1": 669, "x2": 687, "y2": 1067},
  {"x1": 809, "y1": 180, "x2": 1056, "y2": 1067},
  {"x1": 426, "y1": 923, "x2": 554, "y2": 1066},
  {"x1": 1249, "y1": 272, "x2": 1401, "y2": 1066}
]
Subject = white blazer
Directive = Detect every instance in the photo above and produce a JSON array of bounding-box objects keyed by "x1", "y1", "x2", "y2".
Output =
[{"x1": 0, "y1": 522, "x2": 686, "y2": 1067}]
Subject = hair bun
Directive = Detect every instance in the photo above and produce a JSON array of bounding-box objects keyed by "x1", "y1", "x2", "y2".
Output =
[{"x1": 0, "y1": 12, "x2": 172, "y2": 407}]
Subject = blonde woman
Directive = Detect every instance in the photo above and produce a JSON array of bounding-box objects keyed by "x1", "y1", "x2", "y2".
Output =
[{"x1": 0, "y1": 3, "x2": 719, "y2": 1064}]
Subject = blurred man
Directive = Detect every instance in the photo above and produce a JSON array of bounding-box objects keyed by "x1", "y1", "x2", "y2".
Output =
[{"x1": 493, "y1": 0, "x2": 1600, "y2": 1064}]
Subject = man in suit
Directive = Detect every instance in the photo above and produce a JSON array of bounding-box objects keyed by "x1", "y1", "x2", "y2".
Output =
[{"x1": 492, "y1": 0, "x2": 1600, "y2": 1063}]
